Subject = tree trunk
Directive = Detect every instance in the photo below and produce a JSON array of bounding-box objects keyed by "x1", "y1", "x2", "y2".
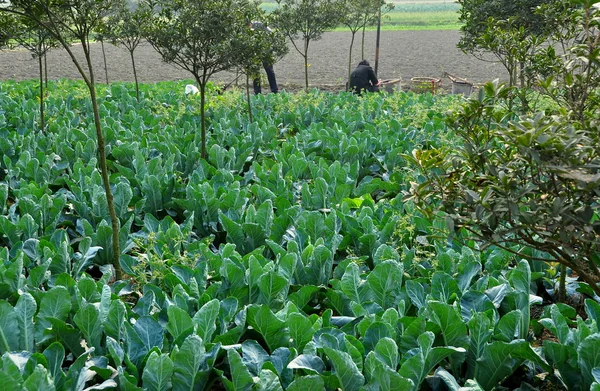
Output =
[
  {"x1": 101, "y1": 39, "x2": 109, "y2": 84},
  {"x1": 361, "y1": 26, "x2": 366, "y2": 59},
  {"x1": 200, "y1": 79, "x2": 207, "y2": 159},
  {"x1": 130, "y1": 50, "x2": 140, "y2": 102},
  {"x1": 347, "y1": 32, "x2": 356, "y2": 92},
  {"x1": 304, "y1": 54, "x2": 309, "y2": 91},
  {"x1": 44, "y1": 52, "x2": 48, "y2": 88},
  {"x1": 246, "y1": 74, "x2": 253, "y2": 123},
  {"x1": 38, "y1": 54, "x2": 45, "y2": 132},
  {"x1": 303, "y1": 38, "x2": 310, "y2": 91},
  {"x1": 84, "y1": 43, "x2": 122, "y2": 280}
]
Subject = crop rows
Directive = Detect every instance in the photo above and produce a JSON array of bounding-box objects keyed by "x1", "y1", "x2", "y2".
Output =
[{"x1": 0, "y1": 80, "x2": 598, "y2": 390}]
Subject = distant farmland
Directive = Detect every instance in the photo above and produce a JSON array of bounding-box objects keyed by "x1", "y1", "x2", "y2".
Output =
[{"x1": 260, "y1": 0, "x2": 461, "y2": 30}]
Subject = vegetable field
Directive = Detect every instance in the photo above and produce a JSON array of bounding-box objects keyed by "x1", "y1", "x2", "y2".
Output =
[{"x1": 0, "y1": 79, "x2": 598, "y2": 390}]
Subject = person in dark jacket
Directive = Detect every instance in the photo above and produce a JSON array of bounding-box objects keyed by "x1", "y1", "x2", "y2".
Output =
[
  {"x1": 348, "y1": 60, "x2": 380, "y2": 94},
  {"x1": 250, "y1": 21, "x2": 279, "y2": 94}
]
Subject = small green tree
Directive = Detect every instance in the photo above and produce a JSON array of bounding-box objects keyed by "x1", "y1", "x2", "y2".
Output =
[
  {"x1": 101, "y1": 1, "x2": 151, "y2": 101},
  {"x1": 143, "y1": 0, "x2": 262, "y2": 159},
  {"x1": 0, "y1": 0, "x2": 125, "y2": 280},
  {"x1": 230, "y1": 16, "x2": 288, "y2": 122},
  {"x1": 457, "y1": 0, "x2": 560, "y2": 89},
  {"x1": 272, "y1": 0, "x2": 345, "y2": 90},
  {"x1": 534, "y1": 0, "x2": 599, "y2": 121},
  {"x1": 409, "y1": 2, "x2": 600, "y2": 300},
  {"x1": 0, "y1": 12, "x2": 58, "y2": 131},
  {"x1": 357, "y1": 0, "x2": 392, "y2": 60},
  {"x1": 341, "y1": 0, "x2": 393, "y2": 91}
]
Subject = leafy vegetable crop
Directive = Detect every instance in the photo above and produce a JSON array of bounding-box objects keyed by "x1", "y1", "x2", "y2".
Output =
[{"x1": 0, "y1": 79, "x2": 594, "y2": 390}]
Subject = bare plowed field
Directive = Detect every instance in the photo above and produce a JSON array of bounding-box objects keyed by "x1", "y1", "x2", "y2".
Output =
[{"x1": 0, "y1": 30, "x2": 508, "y2": 91}]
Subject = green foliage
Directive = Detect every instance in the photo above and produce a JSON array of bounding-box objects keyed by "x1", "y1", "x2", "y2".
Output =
[
  {"x1": 0, "y1": 0, "x2": 127, "y2": 278},
  {"x1": 143, "y1": 0, "x2": 269, "y2": 158},
  {"x1": 272, "y1": 0, "x2": 346, "y2": 89},
  {"x1": 0, "y1": 74, "x2": 590, "y2": 390},
  {"x1": 413, "y1": 1, "x2": 600, "y2": 303},
  {"x1": 100, "y1": 1, "x2": 151, "y2": 101},
  {"x1": 457, "y1": 0, "x2": 565, "y2": 93},
  {"x1": 409, "y1": 79, "x2": 600, "y2": 296}
]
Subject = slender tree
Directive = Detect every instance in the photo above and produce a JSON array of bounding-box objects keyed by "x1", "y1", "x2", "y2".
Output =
[
  {"x1": 272, "y1": 0, "x2": 345, "y2": 90},
  {"x1": 357, "y1": 0, "x2": 393, "y2": 60},
  {"x1": 341, "y1": 0, "x2": 393, "y2": 91},
  {"x1": 143, "y1": 0, "x2": 264, "y2": 159},
  {"x1": 0, "y1": 12, "x2": 58, "y2": 131},
  {"x1": 101, "y1": 1, "x2": 151, "y2": 101},
  {"x1": 0, "y1": 0, "x2": 125, "y2": 279},
  {"x1": 231, "y1": 15, "x2": 288, "y2": 122},
  {"x1": 96, "y1": 32, "x2": 110, "y2": 84}
]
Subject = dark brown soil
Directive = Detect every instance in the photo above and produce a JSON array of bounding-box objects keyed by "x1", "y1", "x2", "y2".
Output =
[{"x1": 0, "y1": 30, "x2": 508, "y2": 91}]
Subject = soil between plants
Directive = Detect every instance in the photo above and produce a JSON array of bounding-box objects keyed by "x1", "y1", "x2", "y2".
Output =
[{"x1": 0, "y1": 30, "x2": 508, "y2": 92}]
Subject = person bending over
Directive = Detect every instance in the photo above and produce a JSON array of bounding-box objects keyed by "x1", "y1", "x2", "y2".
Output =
[{"x1": 348, "y1": 60, "x2": 380, "y2": 95}]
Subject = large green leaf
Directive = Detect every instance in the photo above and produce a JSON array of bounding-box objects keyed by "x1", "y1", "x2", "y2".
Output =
[
  {"x1": 428, "y1": 301, "x2": 469, "y2": 349},
  {"x1": 405, "y1": 280, "x2": 427, "y2": 310},
  {"x1": 366, "y1": 260, "x2": 403, "y2": 309},
  {"x1": 323, "y1": 347, "x2": 365, "y2": 391},
  {"x1": 46, "y1": 318, "x2": 84, "y2": 357},
  {"x1": 340, "y1": 262, "x2": 367, "y2": 304},
  {"x1": 43, "y1": 342, "x2": 65, "y2": 390},
  {"x1": 585, "y1": 299, "x2": 600, "y2": 326},
  {"x1": 167, "y1": 306, "x2": 194, "y2": 342},
  {"x1": 398, "y1": 332, "x2": 465, "y2": 390},
  {"x1": 286, "y1": 375, "x2": 325, "y2": 391},
  {"x1": 258, "y1": 369, "x2": 283, "y2": 391},
  {"x1": 372, "y1": 363, "x2": 414, "y2": 391},
  {"x1": 125, "y1": 316, "x2": 164, "y2": 365},
  {"x1": 0, "y1": 301, "x2": 19, "y2": 354},
  {"x1": 257, "y1": 270, "x2": 289, "y2": 310},
  {"x1": 247, "y1": 305, "x2": 287, "y2": 352},
  {"x1": 104, "y1": 299, "x2": 126, "y2": 341},
  {"x1": 363, "y1": 321, "x2": 393, "y2": 353},
  {"x1": 579, "y1": 334, "x2": 600, "y2": 390},
  {"x1": 242, "y1": 340, "x2": 269, "y2": 376},
  {"x1": 15, "y1": 292, "x2": 36, "y2": 351},
  {"x1": 142, "y1": 175, "x2": 163, "y2": 213},
  {"x1": 142, "y1": 351, "x2": 174, "y2": 391},
  {"x1": 476, "y1": 339, "x2": 549, "y2": 391},
  {"x1": 460, "y1": 291, "x2": 495, "y2": 322},
  {"x1": 171, "y1": 334, "x2": 206, "y2": 391},
  {"x1": 192, "y1": 299, "x2": 219, "y2": 343},
  {"x1": 73, "y1": 303, "x2": 103, "y2": 351},
  {"x1": 374, "y1": 337, "x2": 399, "y2": 370},
  {"x1": 542, "y1": 341, "x2": 580, "y2": 390},
  {"x1": 288, "y1": 354, "x2": 326, "y2": 373},
  {"x1": 466, "y1": 312, "x2": 493, "y2": 379},
  {"x1": 494, "y1": 310, "x2": 521, "y2": 343},
  {"x1": 288, "y1": 313, "x2": 315, "y2": 351},
  {"x1": 539, "y1": 304, "x2": 571, "y2": 345},
  {"x1": 0, "y1": 183, "x2": 7, "y2": 214},
  {"x1": 219, "y1": 212, "x2": 245, "y2": 251},
  {"x1": 457, "y1": 261, "x2": 482, "y2": 292},
  {"x1": 227, "y1": 349, "x2": 254, "y2": 391},
  {"x1": 431, "y1": 272, "x2": 460, "y2": 303},
  {"x1": 23, "y1": 364, "x2": 54, "y2": 391},
  {"x1": 114, "y1": 181, "x2": 133, "y2": 219}
]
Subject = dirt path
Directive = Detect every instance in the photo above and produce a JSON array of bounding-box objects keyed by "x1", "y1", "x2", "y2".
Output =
[{"x1": 0, "y1": 30, "x2": 507, "y2": 91}]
